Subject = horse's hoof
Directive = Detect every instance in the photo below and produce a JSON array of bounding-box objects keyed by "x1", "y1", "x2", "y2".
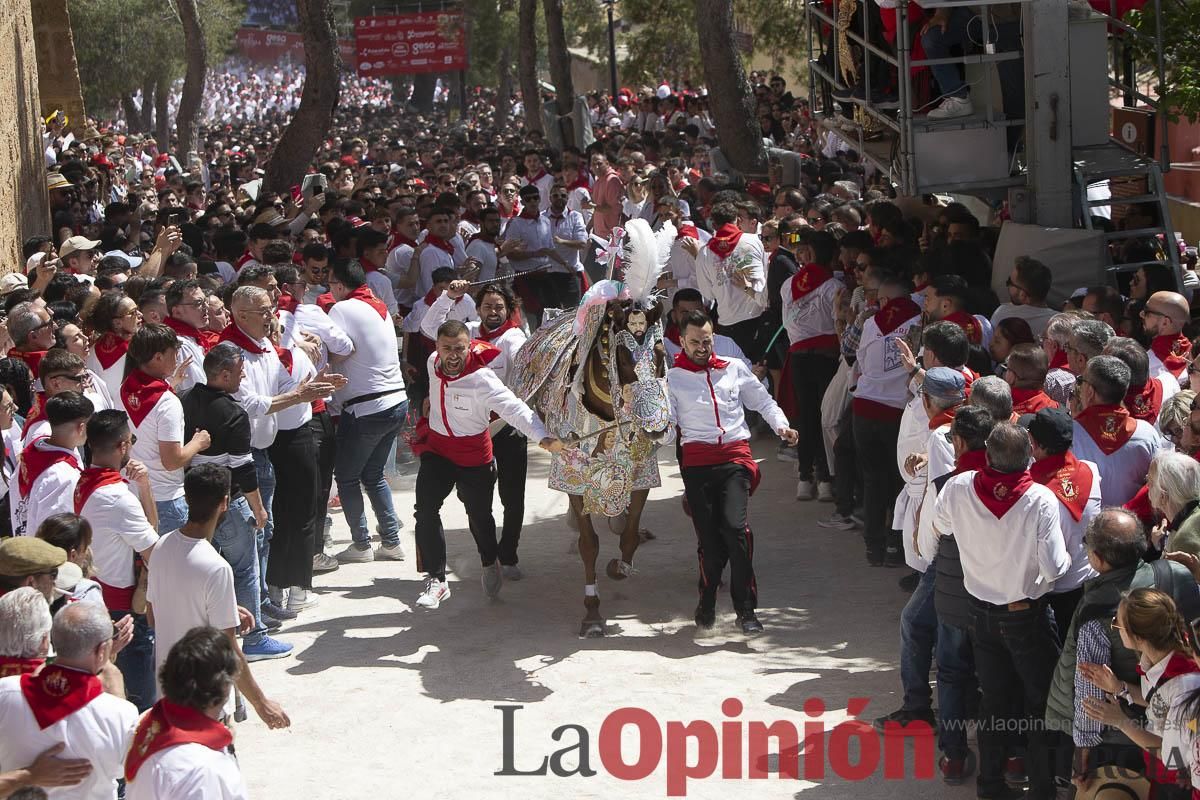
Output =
[
  {"x1": 579, "y1": 619, "x2": 606, "y2": 638},
  {"x1": 638, "y1": 528, "x2": 656, "y2": 541},
  {"x1": 606, "y1": 558, "x2": 635, "y2": 580}
]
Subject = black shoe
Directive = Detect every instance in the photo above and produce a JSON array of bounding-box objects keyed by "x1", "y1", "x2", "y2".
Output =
[
  {"x1": 694, "y1": 605, "x2": 716, "y2": 630},
  {"x1": 883, "y1": 546, "x2": 905, "y2": 568},
  {"x1": 898, "y1": 570, "x2": 921, "y2": 592},
  {"x1": 867, "y1": 548, "x2": 886, "y2": 567},
  {"x1": 260, "y1": 613, "x2": 283, "y2": 632},
  {"x1": 976, "y1": 785, "x2": 1023, "y2": 800},
  {"x1": 872, "y1": 706, "x2": 936, "y2": 732},
  {"x1": 736, "y1": 612, "x2": 763, "y2": 634}
]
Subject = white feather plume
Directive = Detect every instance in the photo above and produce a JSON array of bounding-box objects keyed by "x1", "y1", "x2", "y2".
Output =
[{"x1": 620, "y1": 218, "x2": 669, "y2": 306}]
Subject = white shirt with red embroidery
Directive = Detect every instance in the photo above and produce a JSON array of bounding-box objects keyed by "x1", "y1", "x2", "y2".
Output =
[
  {"x1": 9, "y1": 440, "x2": 80, "y2": 538},
  {"x1": 667, "y1": 358, "x2": 788, "y2": 445},
  {"x1": 781, "y1": 272, "x2": 843, "y2": 346},
  {"x1": 127, "y1": 391, "x2": 186, "y2": 503},
  {"x1": 424, "y1": 353, "x2": 549, "y2": 442},
  {"x1": 694, "y1": 234, "x2": 768, "y2": 327},
  {"x1": 1071, "y1": 418, "x2": 1162, "y2": 507},
  {"x1": 420, "y1": 293, "x2": 523, "y2": 386}
]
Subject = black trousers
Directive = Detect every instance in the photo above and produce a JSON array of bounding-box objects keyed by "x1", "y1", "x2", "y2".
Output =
[
  {"x1": 491, "y1": 425, "x2": 528, "y2": 565},
  {"x1": 833, "y1": 401, "x2": 858, "y2": 517},
  {"x1": 1048, "y1": 586, "x2": 1084, "y2": 647},
  {"x1": 266, "y1": 424, "x2": 319, "y2": 589},
  {"x1": 414, "y1": 452, "x2": 497, "y2": 581},
  {"x1": 682, "y1": 461, "x2": 757, "y2": 614},
  {"x1": 969, "y1": 597, "x2": 1062, "y2": 800},
  {"x1": 852, "y1": 412, "x2": 902, "y2": 554},
  {"x1": 308, "y1": 410, "x2": 336, "y2": 548},
  {"x1": 789, "y1": 350, "x2": 838, "y2": 482},
  {"x1": 718, "y1": 316, "x2": 767, "y2": 363}
]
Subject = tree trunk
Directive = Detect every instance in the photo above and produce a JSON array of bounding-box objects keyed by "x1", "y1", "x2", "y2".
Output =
[
  {"x1": 140, "y1": 76, "x2": 155, "y2": 131},
  {"x1": 263, "y1": 0, "x2": 342, "y2": 193},
  {"x1": 694, "y1": 0, "x2": 766, "y2": 176},
  {"x1": 411, "y1": 73, "x2": 436, "y2": 113},
  {"x1": 121, "y1": 95, "x2": 143, "y2": 133},
  {"x1": 496, "y1": 43, "x2": 513, "y2": 132},
  {"x1": 542, "y1": 0, "x2": 574, "y2": 146},
  {"x1": 517, "y1": 0, "x2": 542, "y2": 133},
  {"x1": 154, "y1": 71, "x2": 170, "y2": 149},
  {"x1": 174, "y1": 0, "x2": 207, "y2": 164}
]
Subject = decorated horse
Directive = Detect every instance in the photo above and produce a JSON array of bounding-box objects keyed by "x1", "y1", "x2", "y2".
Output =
[{"x1": 509, "y1": 219, "x2": 675, "y2": 637}]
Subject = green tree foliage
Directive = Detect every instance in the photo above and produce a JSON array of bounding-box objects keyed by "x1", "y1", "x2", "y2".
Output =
[
  {"x1": 1127, "y1": 0, "x2": 1200, "y2": 123},
  {"x1": 69, "y1": 0, "x2": 245, "y2": 115}
]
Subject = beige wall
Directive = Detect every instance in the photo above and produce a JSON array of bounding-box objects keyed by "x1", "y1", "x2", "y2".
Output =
[
  {"x1": 0, "y1": 0, "x2": 49, "y2": 273},
  {"x1": 31, "y1": 0, "x2": 86, "y2": 135}
]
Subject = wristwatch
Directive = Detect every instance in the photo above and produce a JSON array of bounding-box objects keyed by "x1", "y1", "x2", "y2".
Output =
[{"x1": 1116, "y1": 682, "x2": 1131, "y2": 701}]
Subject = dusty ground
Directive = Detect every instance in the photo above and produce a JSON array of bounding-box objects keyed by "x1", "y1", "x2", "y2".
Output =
[{"x1": 238, "y1": 440, "x2": 962, "y2": 799}]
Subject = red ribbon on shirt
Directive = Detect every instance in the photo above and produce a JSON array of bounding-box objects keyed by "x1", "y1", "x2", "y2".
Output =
[
  {"x1": 20, "y1": 393, "x2": 47, "y2": 440},
  {"x1": 682, "y1": 439, "x2": 762, "y2": 494},
  {"x1": 1011, "y1": 387, "x2": 1058, "y2": 417},
  {"x1": 1074, "y1": 403, "x2": 1136, "y2": 455},
  {"x1": 93, "y1": 332, "x2": 130, "y2": 370},
  {"x1": 163, "y1": 316, "x2": 217, "y2": 353},
  {"x1": 73, "y1": 466, "x2": 126, "y2": 515},
  {"x1": 672, "y1": 350, "x2": 728, "y2": 372},
  {"x1": 18, "y1": 438, "x2": 79, "y2": 498},
  {"x1": 7, "y1": 348, "x2": 46, "y2": 379},
  {"x1": 1029, "y1": 450, "x2": 1093, "y2": 522},
  {"x1": 0, "y1": 656, "x2": 44, "y2": 677},
  {"x1": 348, "y1": 286, "x2": 389, "y2": 320},
  {"x1": 1124, "y1": 378, "x2": 1164, "y2": 424},
  {"x1": 120, "y1": 369, "x2": 171, "y2": 428},
  {"x1": 790, "y1": 263, "x2": 832, "y2": 301},
  {"x1": 942, "y1": 310, "x2": 982, "y2": 345},
  {"x1": 1150, "y1": 333, "x2": 1191, "y2": 378},
  {"x1": 218, "y1": 323, "x2": 270, "y2": 355},
  {"x1": 425, "y1": 235, "x2": 456, "y2": 256},
  {"x1": 705, "y1": 223, "x2": 743, "y2": 259},
  {"x1": 125, "y1": 699, "x2": 234, "y2": 782},
  {"x1": 874, "y1": 296, "x2": 921, "y2": 336},
  {"x1": 971, "y1": 466, "x2": 1034, "y2": 519},
  {"x1": 20, "y1": 664, "x2": 102, "y2": 729}
]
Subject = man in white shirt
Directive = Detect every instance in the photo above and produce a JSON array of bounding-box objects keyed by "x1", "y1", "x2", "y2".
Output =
[
  {"x1": 416, "y1": 207, "x2": 465, "y2": 297},
  {"x1": 520, "y1": 148, "x2": 554, "y2": 211},
  {"x1": 932, "y1": 423, "x2": 1070, "y2": 800},
  {"x1": 1140, "y1": 290, "x2": 1193, "y2": 384},
  {"x1": 505, "y1": 185, "x2": 563, "y2": 329},
  {"x1": 464, "y1": 206, "x2": 503, "y2": 284},
  {"x1": 162, "y1": 279, "x2": 213, "y2": 394},
  {"x1": 544, "y1": 182, "x2": 587, "y2": 312},
  {"x1": 990, "y1": 256, "x2": 1058, "y2": 338},
  {"x1": 0, "y1": 601, "x2": 138, "y2": 800},
  {"x1": 668, "y1": 311, "x2": 797, "y2": 634},
  {"x1": 661, "y1": 289, "x2": 752, "y2": 369},
  {"x1": 123, "y1": 324, "x2": 212, "y2": 534},
  {"x1": 325, "y1": 262, "x2": 410, "y2": 564},
  {"x1": 410, "y1": 320, "x2": 562, "y2": 609},
  {"x1": 1071, "y1": 354, "x2": 1163, "y2": 506},
  {"x1": 354, "y1": 228, "x2": 400, "y2": 317},
  {"x1": 694, "y1": 202, "x2": 768, "y2": 360},
  {"x1": 77, "y1": 409, "x2": 160, "y2": 712},
  {"x1": 11, "y1": 392, "x2": 90, "y2": 538}
]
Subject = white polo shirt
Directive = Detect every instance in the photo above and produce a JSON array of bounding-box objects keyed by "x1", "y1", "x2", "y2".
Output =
[
  {"x1": 328, "y1": 297, "x2": 406, "y2": 419},
  {"x1": 81, "y1": 479, "x2": 159, "y2": 595},
  {"x1": 126, "y1": 741, "x2": 248, "y2": 800},
  {"x1": 127, "y1": 391, "x2": 186, "y2": 502}
]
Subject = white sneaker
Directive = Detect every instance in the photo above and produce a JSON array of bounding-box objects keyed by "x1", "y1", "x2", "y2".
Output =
[
  {"x1": 796, "y1": 480, "x2": 815, "y2": 501},
  {"x1": 416, "y1": 578, "x2": 451, "y2": 609},
  {"x1": 501, "y1": 564, "x2": 523, "y2": 581},
  {"x1": 336, "y1": 544, "x2": 374, "y2": 563},
  {"x1": 375, "y1": 542, "x2": 405, "y2": 561},
  {"x1": 287, "y1": 587, "x2": 318, "y2": 612},
  {"x1": 817, "y1": 482, "x2": 834, "y2": 502},
  {"x1": 482, "y1": 563, "x2": 503, "y2": 598},
  {"x1": 926, "y1": 95, "x2": 973, "y2": 119},
  {"x1": 816, "y1": 512, "x2": 857, "y2": 531}
]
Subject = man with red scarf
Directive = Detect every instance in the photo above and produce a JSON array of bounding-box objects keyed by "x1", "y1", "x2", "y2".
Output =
[
  {"x1": 668, "y1": 311, "x2": 797, "y2": 634},
  {"x1": 520, "y1": 148, "x2": 554, "y2": 211},
  {"x1": 1141, "y1": 290, "x2": 1192, "y2": 384},
  {"x1": 779, "y1": 231, "x2": 843, "y2": 502},
  {"x1": 1105, "y1": 336, "x2": 1179, "y2": 425},
  {"x1": 0, "y1": 588, "x2": 50, "y2": 678},
  {"x1": 695, "y1": 202, "x2": 768, "y2": 361},
  {"x1": 6, "y1": 302, "x2": 56, "y2": 381},
  {"x1": 11, "y1": 392, "x2": 90, "y2": 539},
  {"x1": 355, "y1": 227, "x2": 400, "y2": 317},
  {"x1": 0, "y1": 602, "x2": 137, "y2": 800},
  {"x1": 410, "y1": 319, "x2": 561, "y2": 610},
  {"x1": 416, "y1": 207, "x2": 466, "y2": 298},
  {"x1": 923, "y1": 275, "x2": 983, "y2": 345},
  {"x1": 853, "y1": 274, "x2": 923, "y2": 567},
  {"x1": 932, "y1": 423, "x2": 1070, "y2": 800},
  {"x1": 163, "y1": 279, "x2": 215, "y2": 394},
  {"x1": 1005, "y1": 344, "x2": 1058, "y2": 417},
  {"x1": 1071, "y1": 355, "x2": 1164, "y2": 506}
]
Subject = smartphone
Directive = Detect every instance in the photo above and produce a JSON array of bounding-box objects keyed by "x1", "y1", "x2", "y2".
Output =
[
  {"x1": 301, "y1": 173, "x2": 328, "y2": 197},
  {"x1": 160, "y1": 208, "x2": 186, "y2": 227},
  {"x1": 366, "y1": 165, "x2": 384, "y2": 176}
]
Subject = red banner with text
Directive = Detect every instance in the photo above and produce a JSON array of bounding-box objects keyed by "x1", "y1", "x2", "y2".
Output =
[
  {"x1": 235, "y1": 28, "x2": 356, "y2": 64},
  {"x1": 353, "y1": 12, "x2": 468, "y2": 76}
]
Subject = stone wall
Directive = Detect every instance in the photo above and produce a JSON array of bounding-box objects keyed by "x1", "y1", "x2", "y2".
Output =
[
  {"x1": 31, "y1": 0, "x2": 86, "y2": 135},
  {"x1": 0, "y1": 0, "x2": 49, "y2": 273}
]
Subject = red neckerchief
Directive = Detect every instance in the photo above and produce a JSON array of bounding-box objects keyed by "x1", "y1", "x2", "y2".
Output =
[
  {"x1": 19, "y1": 664, "x2": 101, "y2": 729},
  {"x1": 276, "y1": 293, "x2": 299, "y2": 314},
  {"x1": 682, "y1": 439, "x2": 762, "y2": 494},
  {"x1": 672, "y1": 350, "x2": 728, "y2": 372},
  {"x1": 913, "y1": 281, "x2": 928, "y2": 293},
  {"x1": 1138, "y1": 652, "x2": 1200, "y2": 788},
  {"x1": 7, "y1": 348, "x2": 46, "y2": 379},
  {"x1": 93, "y1": 332, "x2": 130, "y2": 370},
  {"x1": 0, "y1": 656, "x2": 44, "y2": 677},
  {"x1": 500, "y1": 200, "x2": 521, "y2": 219},
  {"x1": 235, "y1": 251, "x2": 255, "y2": 270},
  {"x1": 316, "y1": 292, "x2": 336, "y2": 312},
  {"x1": 1075, "y1": 403, "x2": 1136, "y2": 455},
  {"x1": 1151, "y1": 333, "x2": 1192, "y2": 378},
  {"x1": 344, "y1": 286, "x2": 388, "y2": 319},
  {"x1": 275, "y1": 346, "x2": 293, "y2": 374},
  {"x1": 1124, "y1": 379, "x2": 1164, "y2": 424},
  {"x1": 705, "y1": 223, "x2": 743, "y2": 259},
  {"x1": 478, "y1": 315, "x2": 522, "y2": 343},
  {"x1": 125, "y1": 699, "x2": 233, "y2": 782},
  {"x1": 163, "y1": 316, "x2": 217, "y2": 353},
  {"x1": 1049, "y1": 349, "x2": 1070, "y2": 371},
  {"x1": 676, "y1": 224, "x2": 700, "y2": 240},
  {"x1": 73, "y1": 466, "x2": 126, "y2": 514},
  {"x1": 927, "y1": 403, "x2": 961, "y2": 431},
  {"x1": 1029, "y1": 450, "x2": 1093, "y2": 522},
  {"x1": 18, "y1": 438, "x2": 79, "y2": 498},
  {"x1": 972, "y1": 466, "x2": 1034, "y2": 519},
  {"x1": 952, "y1": 447, "x2": 989, "y2": 476},
  {"x1": 1138, "y1": 652, "x2": 1200, "y2": 682},
  {"x1": 942, "y1": 310, "x2": 982, "y2": 345},
  {"x1": 528, "y1": 169, "x2": 547, "y2": 184},
  {"x1": 360, "y1": 256, "x2": 382, "y2": 274},
  {"x1": 218, "y1": 322, "x2": 269, "y2": 355},
  {"x1": 567, "y1": 173, "x2": 590, "y2": 191},
  {"x1": 665, "y1": 325, "x2": 681, "y2": 347},
  {"x1": 121, "y1": 369, "x2": 171, "y2": 428},
  {"x1": 1011, "y1": 387, "x2": 1058, "y2": 416},
  {"x1": 790, "y1": 263, "x2": 833, "y2": 301},
  {"x1": 21, "y1": 393, "x2": 47, "y2": 439},
  {"x1": 433, "y1": 340, "x2": 502, "y2": 383},
  {"x1": 390, "y1": 233, "x2": 419, "y2": 250},
  {"x1": 874, "y1": 296, "x2": 921, "y2": 336},
  {"x1": 425, "y1": 235, "x2": 455, "y2": 256}
]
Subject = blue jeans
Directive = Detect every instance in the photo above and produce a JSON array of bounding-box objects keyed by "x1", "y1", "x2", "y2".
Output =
[
  {"x1": 212, "y1": 495, "x2": 267, "y2": 645},
  {"x1": 252, "y1": 449, "x2": 275, "y2": 597},
  {"x1": 899, "y1": 566, "x2": 938, "y2": 711},
  {"x1": 335, "y1": 400, "x2": 407, "y2": 547},
  {"x1": 936, "y1": 619, "x2": 975, "y2": 759},
  {"x1": 154, "y1": 496, "x2": 188, "y2": 535},
  {"x1": 112, "y1": 609, "x2": 155, "y2": 712},
  {"x1": 921, "y1": 7, "x2": 972, "y2": 99}
]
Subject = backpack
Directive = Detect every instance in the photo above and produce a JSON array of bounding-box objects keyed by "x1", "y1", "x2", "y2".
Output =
[{"x1": 1134, "y1": 558, "x2": 1200, "y2": 627}]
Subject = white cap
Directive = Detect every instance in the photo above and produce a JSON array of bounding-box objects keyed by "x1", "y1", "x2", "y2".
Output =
[{"x1": 656, "y1": 84, "x2": 671, "y2": 99}]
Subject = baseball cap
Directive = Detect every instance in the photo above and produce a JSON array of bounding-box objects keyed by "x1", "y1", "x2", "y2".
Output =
[
  {"x1": 922, "y1": 367, "x2": 967, "y2": 404},
  {"x1": 103, "y1": 250, "x2": 143, "y2": 270},
  {"x1": 0, "y1": 272, "x2": 29, "y2": 296},
  {"x1": 59, "y1": 235, "x2": 102, "y2": 258},
  {"x1": 1023, "y1": 407, "x2": 1074, "y2": 452}
]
